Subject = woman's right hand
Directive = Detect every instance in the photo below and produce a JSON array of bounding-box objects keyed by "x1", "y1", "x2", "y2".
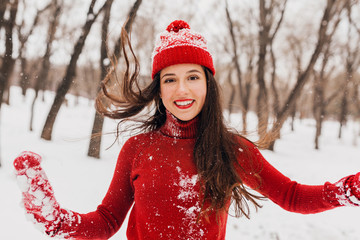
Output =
[{"x1": 14, "y1": 151, "x2": 62, "y2": 237}]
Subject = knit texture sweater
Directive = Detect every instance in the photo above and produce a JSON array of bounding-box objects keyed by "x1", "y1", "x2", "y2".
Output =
[{"x1": 60, "y1": 112, "x2": 344, "y2": 239}]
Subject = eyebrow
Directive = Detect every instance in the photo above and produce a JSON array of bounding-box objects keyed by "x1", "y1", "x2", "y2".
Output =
[
  {"x1": 160, "y1": 69, "x2": 202, "y2": 80},
  {"x1": 161, "y1": 73, "x2": 176, "y2": 80}
]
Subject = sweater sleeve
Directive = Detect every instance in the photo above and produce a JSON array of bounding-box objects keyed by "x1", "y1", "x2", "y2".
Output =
[
  {"x1": 60, "y1": 137, "x2": 136, "y2": 239},
  {"x1": 236, "y1": 138, "x2": 342, "y2": 214}
]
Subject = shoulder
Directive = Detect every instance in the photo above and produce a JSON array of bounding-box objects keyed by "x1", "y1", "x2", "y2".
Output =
[
  {"x1": 232, "y1": 134, "x2": 264, "y2": 171},
  {"x1": 121, "y1": 131, "x2": 160, "y2": 152},
  {"x1": 123, "y1": 131, "x2": 153, "y2": 147},
  {"x1": 233, "y1": 134, "x2": 259, "y2": 153},
  {"x1": 116, "y1": 132, "x2": 155, "y2": 165},
  {"x1": 235, "y1": 135, "x2": 263, "y2": 169},
  {"x1": 117, "y1": 131, "x2": 163, "y2": 169}
]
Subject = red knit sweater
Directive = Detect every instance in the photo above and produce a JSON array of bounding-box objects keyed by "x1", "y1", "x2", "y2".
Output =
[{"x1": 60, "y1": 113, "x2": 343, "y2": 239}]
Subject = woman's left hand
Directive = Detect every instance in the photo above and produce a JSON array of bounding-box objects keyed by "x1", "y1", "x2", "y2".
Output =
[
  {"x1": 348, "y1": 172, "x2": 360, "y2": 205},
  {"x1": 325, "y1": 172, "x2": 360, "y2": 206}
]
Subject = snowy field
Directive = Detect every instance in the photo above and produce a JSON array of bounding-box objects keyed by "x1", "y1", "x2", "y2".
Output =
[{"x1": 1, "y1": 86, "x2": 360, "y2": 240}]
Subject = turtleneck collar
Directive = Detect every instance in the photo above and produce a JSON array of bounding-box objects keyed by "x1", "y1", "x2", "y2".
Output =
[{"x1": 159, "y1": 110, "x2": 199, "y2": 139}]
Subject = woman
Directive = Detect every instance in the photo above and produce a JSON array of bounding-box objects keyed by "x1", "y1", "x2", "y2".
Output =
[{"x1": 14, "y1": 20, "x2": 360, "y2": 240}]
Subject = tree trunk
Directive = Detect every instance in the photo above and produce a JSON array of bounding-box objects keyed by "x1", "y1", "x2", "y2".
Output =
[
  {"x1": 0, "y1": 0, "x2": 18, "y2": 109},
  {"x1": 313, "y1": 72, "x2": 325, "y2": 150},
  {"x1": 0, "y1": 0, "x2": 18, "y2": 167},
  {"x1": 88, "y1": 111, "x2": 105, "y2": 158},
  {"x1": 270, "y1": 44, "x2": 280, "y2": 119},
  {"x1": 337, "y1": 3, "x2": 360, "y2": 139},
  {"x1": 0, "y1": 0, "x2": 9, "y2": 30},
  {"x1": 225, "y1": 0, "x2": 252, "y2": 133},
  {"x1": 88, "y1": 0, "x2": 142, "y2": 158},
  {"x1": 314, "y1": 118, "x2": 321, "y2": 150},
  {"x1": 41, "y1": 0, "x2": 107, "y2": 140},
  {"x1": 242, "y1": 65, "x2": 253, "y2": 134},
  {"x1": 19, "y1": 59, "x2": 30, "y2": 96},
  {"x1": 226, "y1": 70, "x2": 235, "y2": 119},
  {"x1": 290, "y1": 103, "x2": 296, "y2": 132},
  {"x1": 338, "y1": 85, "x2": 349, "y2": 139},
  {"x1": 30, "y1": 2, "x2": 61, "y2": 131},
  {"x1": 313, "y1": 40, "x2": 333, "y2": 149},
  {"x1": 256, "y1": 0, "x2": 286, "y2": 140},
  {"x1": 88, "y1": 0, "x2": 114, "y2": 158},
  {"x1": 256, "y1": 17, "x2": 269, "y2": 137}
]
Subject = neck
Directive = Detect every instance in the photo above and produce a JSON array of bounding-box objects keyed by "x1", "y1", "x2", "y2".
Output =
[{"x1": 160, "y1": 111, "x2": 199, "y2": 139}]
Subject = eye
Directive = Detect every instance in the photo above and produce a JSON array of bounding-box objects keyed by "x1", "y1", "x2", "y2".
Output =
[
  {"x1": 164, "y1": 78, "x2": 175, "y2": 84},
  {"x1": 188, "y1": 75, "x2": 199, "y2": 81}
]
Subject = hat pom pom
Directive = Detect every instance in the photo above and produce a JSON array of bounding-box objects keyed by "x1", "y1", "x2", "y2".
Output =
[{"x1": 166, "y1": 20, "x2": 190, "y2": 33}]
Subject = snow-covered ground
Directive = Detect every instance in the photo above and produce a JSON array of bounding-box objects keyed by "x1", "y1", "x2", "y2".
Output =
[{"x1": 1, "y1": 86, "x2": 359, "y2": 240}]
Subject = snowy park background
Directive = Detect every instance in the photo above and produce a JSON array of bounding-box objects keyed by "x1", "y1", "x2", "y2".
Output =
[
  {"x1": 0, "y1": 86, "x2": 359, "y2": 240},
  {"x1": 1, "y1": 0, "x2": 360, "y2": 239}
]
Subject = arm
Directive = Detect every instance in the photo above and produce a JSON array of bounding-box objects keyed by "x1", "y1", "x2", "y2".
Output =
[
  {"x1": 237, "y1": 139, "x2": 360, "y2": 214},
  {"x1": 14, "y1": 138, "x2": 136, "y2": 239}
]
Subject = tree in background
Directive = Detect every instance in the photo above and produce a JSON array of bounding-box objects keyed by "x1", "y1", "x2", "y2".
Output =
[
  {"x1": 266, "y1": 0, "x2": 346, "y2": 150},
  {"x1": 87, "y1": 0, "x2": 142, "y2": 159},
  {"x1": 284, "y1": 31, "x2": 308, "y2": 131},
  {"x1": 1, "y1": 0, "x2": 359, "y2": 160},
  {"x1": 87, "y1": 0, "x2": 115, "y2": 159},
  {"x1": 30, "y1": 0, "x2": 62, "y2": 131},
  {"x1": 256, "y1": 0, "x2": 287, "y2": 140},
  {"x1": 17, "y1": 1, "x2": 51, "y2": 97},
  {"x1": 338, "y1": 0, "x2": 360, "y2": 139},
  {"x1": 348, "y1": 2, "x2": 360, "y2": 139},
  {"x1": 41, "y1": 0, "x2": 108, "y2": 140},
  {"x1": 0, "y1": 0, "x2": 18, "y2": 167},
  {"x1": 225, "y1": 0, "x2": 257, "y2": 133},
  {"x1": 0, "y1": 0, "x2": 18, "y2": 108},
  {"x1": 312, "y1": 41, "x2": 337, "y2": 150},
  {"x1": 0, "y1": 0, "x2": 9, "y2": 29}
]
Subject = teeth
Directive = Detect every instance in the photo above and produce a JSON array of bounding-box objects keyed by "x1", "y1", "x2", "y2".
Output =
[{"x1": 175, "y1": 100, "x2": 193, "y2": 106}]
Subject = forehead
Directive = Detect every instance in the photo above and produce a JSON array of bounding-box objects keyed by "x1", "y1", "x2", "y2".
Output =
[{"x1": 160, "y1": 64, "x2": 204, "y2": 76}]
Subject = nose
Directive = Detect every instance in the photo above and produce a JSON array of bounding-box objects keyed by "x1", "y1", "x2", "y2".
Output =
[{"x1": 176, "y1": 79, "x2": 189, "y2": 95}]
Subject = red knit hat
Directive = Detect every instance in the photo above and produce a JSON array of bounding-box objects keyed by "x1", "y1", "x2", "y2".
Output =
[{"x1": 151, "y1": 20, "x2": 215, "y2": 79}]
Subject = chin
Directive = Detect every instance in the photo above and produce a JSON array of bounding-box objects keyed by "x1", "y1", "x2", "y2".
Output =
[{"x1": 173, "y1": 113, "x2": 197, "y2": 121}]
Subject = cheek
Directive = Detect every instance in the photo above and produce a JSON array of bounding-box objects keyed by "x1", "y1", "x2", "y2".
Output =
[
  {"x1": 159, "y1": 84, "x2": 165, "y2": 99},
  {"x1": 197, "y1": 83, "x2": 207, "y2": 106},
  {"x1": 199, "y1": 93, "x2": 206, "y2": 109},
  {"x1": 160, "y1": 86, "x2": 171, "y2": 104}
]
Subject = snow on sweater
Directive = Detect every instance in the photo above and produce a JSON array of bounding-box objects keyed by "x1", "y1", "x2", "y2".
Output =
[{"x1": 60, "y1": 112, "x2": 344, "y2": 239}]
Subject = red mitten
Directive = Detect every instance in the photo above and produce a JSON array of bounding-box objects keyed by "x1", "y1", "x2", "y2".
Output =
[
  {"x1": 14, "y1": 151, "x2": 80, "y2": 238},
  {"x1": 347, "y1": 172, "x2": 360, "y2": 205},
  {"x1": 324, "y1": 173, "x2": 360, "y2": 206}
]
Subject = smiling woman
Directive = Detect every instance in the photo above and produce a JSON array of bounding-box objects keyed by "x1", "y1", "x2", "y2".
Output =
[
  {"x1": 160, "y1": 64, "x2": 207, "y2": 121},
  {"x1": 13, "y1": 19, "x2": 360, "y2": 240}
]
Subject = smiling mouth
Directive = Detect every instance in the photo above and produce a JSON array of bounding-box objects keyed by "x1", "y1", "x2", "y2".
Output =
[{"x1": 174, "y1": 100, "x2": 194, "y2": 109}]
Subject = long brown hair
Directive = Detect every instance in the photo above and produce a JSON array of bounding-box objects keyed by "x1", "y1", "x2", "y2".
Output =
[{"x1": 96, "y1": 27, "x2": 264, "y2": 220}]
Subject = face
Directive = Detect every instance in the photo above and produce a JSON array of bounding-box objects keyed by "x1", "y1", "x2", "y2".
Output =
[{"x1": 160, "y1": 64, "x2": 207, "y2": 121}]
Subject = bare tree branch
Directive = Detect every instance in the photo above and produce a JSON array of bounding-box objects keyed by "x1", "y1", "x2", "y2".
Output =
[
  {"x1": 41, "y1": 0, "x2": 109, "y2": 140},
  {"x1": 267, "y1": 0, "x2": 345, "y2": 150}
]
